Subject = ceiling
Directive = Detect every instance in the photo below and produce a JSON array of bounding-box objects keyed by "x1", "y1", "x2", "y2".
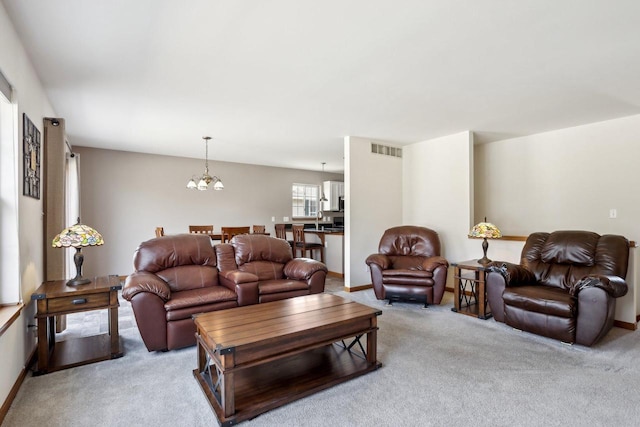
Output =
[{"x1": 4, "y1": 1, "x2": 640, "y2": 173}]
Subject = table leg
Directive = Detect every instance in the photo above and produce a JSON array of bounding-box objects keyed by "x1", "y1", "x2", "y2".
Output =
[
  {"x1": 108, "y1": 290, "x2": 121, "y2": 356},
  {"x1": 219, "y1": 352, "x2": 236, "y2": 418},
  {"x1": 366, "y1": 318, "x2": 378, "y2": 365},
  {"x1": 453, "y1": 266, "x2": 461, "y2": 311},
  {"x1": 35, "y1": 300, "x2": 50, "y2": 374},
  {"x1": 478, "y1": 270, "x2": 487, "y2": 319}
]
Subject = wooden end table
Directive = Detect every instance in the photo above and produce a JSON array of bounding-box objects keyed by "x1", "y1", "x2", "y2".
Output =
[
  {"x1": 451, "y1": 260, "x2": 492, "y2": 319},
  {"x1": 31, "y1": 275, "x2": 124, "y2": 375}
]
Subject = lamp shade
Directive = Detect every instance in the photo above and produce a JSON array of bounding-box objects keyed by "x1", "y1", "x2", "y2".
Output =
[
  {"x1": 52, "y1": 221, "x2": 103, "y2": 286},
  {"x1": 468, "y1": 220, "x2": 501, "y2": 265},
  {"x1": 52, "y1": 223, "x2": 104, "y2": 248},
  {"x1": 468, "y1": 221, "x2": 502, "y2": 239}
]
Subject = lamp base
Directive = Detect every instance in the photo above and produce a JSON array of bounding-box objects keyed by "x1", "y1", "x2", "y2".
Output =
[
  {"x1": 66, "y1": 277, "x2": 91, "y2": 286},
  {"x1": 477, "y1": 238, "x2": 492, "y2": 265}
]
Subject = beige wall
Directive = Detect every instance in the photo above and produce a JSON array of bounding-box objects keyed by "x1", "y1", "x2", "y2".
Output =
[
  {"x1": 345, "y1": 136, "x2": 403, "y2": 287},
  {"x1": 403, "y1": 131, "x2": 476, "y2": 263},
  {"x1": 475, "y1": 114, "x2": 640, "y2": 236},
  {"x1": 74, "y1": 146, "x2": 343, "y2": 277},
  {"x1": 0, "y1": 1, "x2": 55, "y2": 411}
]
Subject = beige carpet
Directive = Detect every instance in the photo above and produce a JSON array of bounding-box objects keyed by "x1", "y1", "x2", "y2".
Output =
[{"x1": 4, "y1": 279, "x2": 640, "y2": 426}]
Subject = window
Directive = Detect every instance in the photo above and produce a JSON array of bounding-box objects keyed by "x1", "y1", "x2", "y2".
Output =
[
  {"x1": 0, "y1": 78, "x2": 20, "y2": 305},
  {"x1": 292, "y1": 183, "x2": 319, "y2": 218}
]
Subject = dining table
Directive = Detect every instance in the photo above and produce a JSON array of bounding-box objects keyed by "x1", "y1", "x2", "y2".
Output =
[
  {"x1": 195, "y1": 231, "x2": 270, "y2": 242},
  {"x1": 300, "y1": 227, "x2": 344, "y2": 246}
]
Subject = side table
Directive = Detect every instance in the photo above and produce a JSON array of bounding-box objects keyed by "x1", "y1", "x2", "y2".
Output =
[
  {"x1": 31, "y1": 275, "x2": 123, "y2": 375},
  {"x1": 450, "y1": 260, "x2": 492, "y2": 319}
]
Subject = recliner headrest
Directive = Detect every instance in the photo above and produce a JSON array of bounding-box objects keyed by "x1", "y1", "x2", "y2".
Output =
[
  {"x1": 133, "y1": 234, "x2": 216, "y2": 272},
  {"x1": 540, "y1": 230, "x2": 600, "y2": 266},
  {"x1": 378, "y1": 225, "x2": 440, "y2": 257},
  {"x1": 232, "y1": 234, "x2": 293, "y2": 265}
]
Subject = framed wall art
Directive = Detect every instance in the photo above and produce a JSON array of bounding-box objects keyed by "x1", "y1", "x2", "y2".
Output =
[{"x1": 23, "y1": 113, "x2": 41, "y2": 199}]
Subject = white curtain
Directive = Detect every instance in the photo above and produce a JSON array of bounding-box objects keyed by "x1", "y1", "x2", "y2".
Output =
[{"x1": 64, "y1": 151, "x2": 81, "y2": 278}]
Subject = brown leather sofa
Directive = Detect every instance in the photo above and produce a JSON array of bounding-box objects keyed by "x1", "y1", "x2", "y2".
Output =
[
  {"x1": 123, "y1": 233, "x2": 327, "y2": 351},
  {"x1": 365, "y1": 225, "x2": 449, "y2": 307},
  {"x1": 216, "y1": 233, "x2": 327, "y2": 304},
  {"x1": 486, "y1": 230, "x2": 629, "y2": 346}
]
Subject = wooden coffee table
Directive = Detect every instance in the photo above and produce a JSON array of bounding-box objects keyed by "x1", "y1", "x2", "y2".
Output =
[{"x1": 193, "y1": 293, "x2": 382, "y2": 426}]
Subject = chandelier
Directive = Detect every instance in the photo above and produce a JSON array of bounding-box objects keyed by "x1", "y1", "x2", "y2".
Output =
[{"x1": 187, "y1": 136, "x2": 224, "y2": 191}]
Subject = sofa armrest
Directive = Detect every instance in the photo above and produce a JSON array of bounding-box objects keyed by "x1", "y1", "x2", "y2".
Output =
[
  {"x1": 571, "y1": 274, "x2": 628, "y2": 298},
  {"x1": 218, "y1": 270, "x2": 259, "y2": 306},
  {"x1": 284, "y1": 258, "x2": 328, "y2": 281},
  {"x1": 365, "y1": 254, "x2": 390, "y2": 270},
  {"x1": 123, "y1": 272, "x2": 171, "y2": 302},
  {"x1": 219, "y1": 269, "x2": 259, "y2": 284},
  {"x1": 486, "y1": 262, "x2": 536, "y2": 287},
  {"x1": 422, "y1": 256, "x2": 449, "y2": 272}
]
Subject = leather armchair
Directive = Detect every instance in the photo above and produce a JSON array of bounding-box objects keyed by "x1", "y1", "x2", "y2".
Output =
[
  {"x1": 486, "y1": 231, "x2": 629, "y2": 346},
  {"x1": 216, "y1": 233, "x2": 327, "y2": 304},
  {"x1": 366, "y1": 225, "x2": 449, "y2": 307},
  {"x1": 123, "y1": 234, "x2": 238, "y2": 351}
]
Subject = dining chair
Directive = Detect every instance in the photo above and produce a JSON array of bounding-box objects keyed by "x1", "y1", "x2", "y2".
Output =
[
  {"x1": 252, "y1": 225, "x2": 266, "y2": 234},
  {"x1": 189, "y1": 225, "x2": 214, "y2": 234},
  {"x1": 221, "y1": 226, "x2": 251, "y2": 243},
  {"x1": 274, "y1": 224, "x2": 287, "y2": 239},
  {"x1": 274, "y1": 223, "x2": 294, "y2": 247},
  {"x1": 155, "y1": 227, "x2": 165, "y2": 238},
  {"x1": 292, "y1": 224, "x2": 325, "y2": 263}
]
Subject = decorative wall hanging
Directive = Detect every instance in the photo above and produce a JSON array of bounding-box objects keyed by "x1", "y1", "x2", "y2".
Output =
[{"x1": 23, "y1": 113, "x2": 41, "y2": 199}]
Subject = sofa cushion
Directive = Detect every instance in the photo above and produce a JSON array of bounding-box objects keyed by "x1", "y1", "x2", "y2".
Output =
[
  {"x1": 383, "y1": 269, "x2": 434, "y2": 287},
  {"x1": 503, "y1": 285, "x2": 576, "y2": 318},
  {"x1": 389, "y1": 255, "x2": 428, "y2": 270},
  {"x1": 164, "y1": 286, "x2": 237, "y2": 313},
  {"x1": 240, "y1": 261, "x2": 285, "y2": 281},
  {"x1": 258, "y1": 279, "x2": 309, "y2": 295},
  {"x1": 157, "y1": 265, "x2": 219, "y2": 292},
  {"x1": 166, "y1": 300, "x2": 238, "y2": 322}
]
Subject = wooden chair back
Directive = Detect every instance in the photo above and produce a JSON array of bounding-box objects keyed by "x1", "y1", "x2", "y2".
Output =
[
  {"x1": 189, "y1": 225, "x2": 214, "y2": 234},
  {"x1": 292, "y1": 224, "x2": 324, "y2": 262},
  {"x1": 155, "y1": 227, "x2": 165, "y2": 238},
  {"x1": 292, "y1": 224, "x2": 307, "y2": 245},
  {"x1": 274, "y1": 223, "x2": 287, "y2": 240},
  {"x1": 252, "y1": 225, "x2": 266, "y2": 234},
  {"x1": 221, "y1": 226, "x2": 251, "y2": 243}
]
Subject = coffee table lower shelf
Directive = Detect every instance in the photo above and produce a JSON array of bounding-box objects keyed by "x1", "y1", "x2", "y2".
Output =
[{"x1": 193, "y1": 344, "x2": 381, "y2": 426}]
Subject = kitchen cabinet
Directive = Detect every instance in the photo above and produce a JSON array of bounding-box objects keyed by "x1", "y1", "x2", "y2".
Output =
[{"x1": 322, "y1": 181, "x2": 344, "y2": 212}]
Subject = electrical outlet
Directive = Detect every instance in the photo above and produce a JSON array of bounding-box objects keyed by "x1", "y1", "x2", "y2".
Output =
[
  {"x1": 283, "y1": 216, "x2": 289, "y2": 222},
  {"x1": 271, "y1": 216, "x2": 275, "y2": 222},
  {"x1": 609, "y1": 209, "x2": 617, "y2": 219}
]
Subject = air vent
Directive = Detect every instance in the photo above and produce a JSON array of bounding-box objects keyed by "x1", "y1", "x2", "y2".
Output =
[{"x1": 371, "y1": 143, "x2": 402, "y2": 158}]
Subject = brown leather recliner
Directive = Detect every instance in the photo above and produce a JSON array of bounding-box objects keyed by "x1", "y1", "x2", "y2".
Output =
[
  {"x1": 486, "y1": 230, "x2": 629, "y2": 346},
  {"x1": 123, "y1": 234, "x2": 238, "y2": 351},
  {"x1": 216, "y1": 234, "x2": 327, "y2": 304},
  {"x1": 365, "y1": 225, "x2": 449, "y2": 307}
]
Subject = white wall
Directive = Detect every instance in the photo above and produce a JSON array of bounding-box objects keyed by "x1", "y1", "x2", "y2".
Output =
[
  {"x1": 0, "y1": 1, "x2": 55, "y2": 411},
  {"x1": 475, "y1": 115, "x2": 640, "y2": 236},
  {"x1": 75, "y1": 146, "x2": 343, "y2": 277},
  {"x1": 403, "y1": 131, "x2": 477, "y2": 264},
  {"x1": 345, "y1": 136, "x2": 403, "y2": 288},
  {"x1": 475, "y1": 114, "x2": 640, "y2": 324}
]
